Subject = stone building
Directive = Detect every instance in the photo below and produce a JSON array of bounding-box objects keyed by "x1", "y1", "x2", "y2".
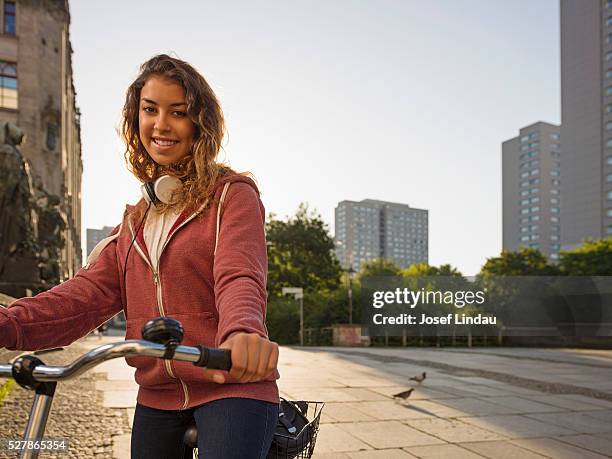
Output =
[{"x1": 0, "y1": 0, "x2": 82, "y2": 280}]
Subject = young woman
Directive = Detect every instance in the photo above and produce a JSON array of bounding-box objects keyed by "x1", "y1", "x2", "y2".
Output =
[{"x1": 0, "y1": 54, "x2": 280, "y2": 458}]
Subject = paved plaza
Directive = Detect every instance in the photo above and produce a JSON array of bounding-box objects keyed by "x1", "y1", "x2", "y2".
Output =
[{"x1": 82, "y1": 338, "x2": 612, "y2": 458}]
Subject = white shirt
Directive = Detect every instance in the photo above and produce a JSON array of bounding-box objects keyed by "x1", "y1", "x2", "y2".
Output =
[{"x1": 144, "y1": 206, "x2": 181, "y2": 269}]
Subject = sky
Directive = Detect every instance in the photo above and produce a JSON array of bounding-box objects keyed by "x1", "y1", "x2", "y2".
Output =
[{"x1": 70, "y1": 0, "x2": 560, "y2": 276}]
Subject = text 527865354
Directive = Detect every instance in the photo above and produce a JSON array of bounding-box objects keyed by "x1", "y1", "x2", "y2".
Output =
[{"x1": 0, "y1": 438, "x2": 69, "y2": 453}]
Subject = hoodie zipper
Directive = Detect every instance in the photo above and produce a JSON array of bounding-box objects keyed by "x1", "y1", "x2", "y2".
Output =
[{"x1": 129, "y1": 211, "x2": 201, "y2": 410}]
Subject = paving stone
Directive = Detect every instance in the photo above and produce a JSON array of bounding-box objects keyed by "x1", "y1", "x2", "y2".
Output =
[
  {"x1": 347, "y1": 400, "x2": 434, "y2": 421},
  {"x1": 460, "y1": 415, "x2": 578, "y2": 438},
  {"x1": 403, "y1": 399, "x2": 466, "y2": 418},
  {"x1": 315, "y1": 423, "x2": 373, "y2": 453},
  {"x1": 437, "y1": 397, "x2": 521, "y2": 416},
  {"x1": 95, "y1": 379, "x2": 139, "y2": 391},
  {"x1": 555, "y1": 434, "x2": 612, "y2": 456},
  {"x1": 112, "y1": 433, "x2": 131, "y2": 459},
  {"x1": 312, "y1": 453, "x2": 352, "y2": 459},
  {"x1": 460, "y1": 440, "x2": 549, "y2": 458},
  {"x1": 282, "y1": 387, "x2": 366, "y2": 402},
  {"x1": 525, "y1": 395, "x2": 608, "y2": 412},
  {"x1": 338, "y1": 388, "x2": 389, "y2": 401},
  {"x1": 103, "y1": 390, "x2": 139, "y2": 408},
  {"x1": 406, "y1": 418, "x2": 506, "y2": 443},
  {"x1": 337, "y1": 421, "x2": 445, "y2": 449},
  {"x1": 320, "y1": 402, "x2": 377, "y2": 422},
  {"x1": 407, "y1": 443, "x2": 487, "y2": 458},
  {"x1": 369, "y1": 386, "x2": 457, "y2": 400},
  {"x1": 347, "y1": 449, "x2": 418, "y2": 458},
  {"x1": 483, "y1": 396, "x2": 566, "y2": 414},
  {"x1": 526, "y1": 412, "x2": 612, "y2": 435},
  {"x1": 584, "y1": 409, "x2": 612, "y2": 423},
  {"x1": 511, "y1": 438, "x2": 610, "y2": 459}
]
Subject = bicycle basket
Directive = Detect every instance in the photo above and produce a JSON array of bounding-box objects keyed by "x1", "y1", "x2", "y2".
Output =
[{"x1": 266, "y1": 399, "x2": 324, "y2": 459}]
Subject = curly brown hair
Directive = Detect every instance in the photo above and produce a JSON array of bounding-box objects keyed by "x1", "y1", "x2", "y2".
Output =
[{"x1": 121, "y1": 54, "x2": 237, "y2": 215}]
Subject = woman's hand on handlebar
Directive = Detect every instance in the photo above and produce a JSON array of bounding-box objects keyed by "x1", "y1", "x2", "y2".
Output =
[{"x1": 203, "y1": 332, "x2": 279, "y2": 384}]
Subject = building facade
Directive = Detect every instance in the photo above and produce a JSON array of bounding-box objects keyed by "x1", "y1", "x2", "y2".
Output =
[
  {"x1": 335, "y1": 199, "x2": 428, "y2": 271},
  {"x1": 86, "y1": 226, "x2": 114, "y2": 257},
  {"x1": 560, "y1": 0, "x2": 612, "y2": 249},
  {"x1": 0, "y1": 0, "x2": 83, "y2": 279},
  {"x1": 502, "y1": 122, "x2": 561, "y2": 260}
]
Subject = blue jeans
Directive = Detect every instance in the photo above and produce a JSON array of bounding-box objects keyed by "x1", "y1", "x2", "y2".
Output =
[{"x1": 131, "y1": 397, "x2": 279, "y2": 458}]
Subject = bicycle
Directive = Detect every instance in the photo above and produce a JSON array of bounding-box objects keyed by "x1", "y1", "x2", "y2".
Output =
[{"x1": 0, "y1": 317, "x2": 323, "y2": 459}]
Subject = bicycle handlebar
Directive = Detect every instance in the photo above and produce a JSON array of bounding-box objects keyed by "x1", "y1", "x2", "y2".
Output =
[{"x1": 0, "y1": 339, "x2": 231, "y2": 383}]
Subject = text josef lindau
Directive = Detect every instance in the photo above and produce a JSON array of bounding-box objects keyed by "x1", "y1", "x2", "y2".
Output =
[{"x1": 372, "y1": 288, "x2": 486, "y2": 309}]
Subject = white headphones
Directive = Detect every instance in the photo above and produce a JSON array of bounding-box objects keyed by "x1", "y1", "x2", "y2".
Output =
[{"x1": 141, "y1": 175, "x2": 182, "y2": 206}]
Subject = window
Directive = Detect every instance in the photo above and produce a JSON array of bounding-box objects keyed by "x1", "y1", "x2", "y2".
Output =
[
  {"x1": 520, "y1": 190, "x2": 529, "y2": 197},
  {"x1": 607, "y1": 51, "x2": 612, "y2": 61},
  {"x1": 531, "y1": 196, "x2": 540, "y2": 204},
  {"x1": 521, "y1": 226, "x2": 529, "y2": 233},
  {"x1": 532, "y1": 215, "x2": 540, "y2": 221},
  {"x1": 551, "y1": 216, "x2": 559, "y2": 223},
  {"x1": 607, "y1": 68, "x2": 612, "y2": 78},
  {"x1": 529, "y1": 243, "x2": 539, "y2": 249},
  {"x1": 530, "y1": 206, "x2": 540, "y2": 213},
  {"x1": 531, "y1": 169, "x2": 539, "y2": 176},
  {"x1": 530, "y1": 225, "x2": 540, "y2": 231},
  {"x1": 552, "y1": 179, "x2": 560, "y2": 186},
  {"x1": 531, "y1": 234, "x2": 540, "y2": 241},
  {"x1": 552, "y1": 225, "x2": 560, "y2": 233},
  {"x1": 552, "y1": 244, "x2": 560, "y2": 250},
  {"x1": 551, "y1": 133, "x2": 560, "y2": 140},
  {"x1": 521, "y1": 208, "x2": 529, "y2": 215},
  {"x1": 551, "y1": 151, "x2": 561, "y2": 159},
  {"x1": 520, "y1": 135, "x2": 529, "y2": 143},
  {"x1": 607, "y1": 139, "x2": 612, "y2": 148},
  {"x1": 607, "y1": 16, "x2": 612, "y2": 26},
  {"x1": 3, "y1": 1, "x2": 15, "y2": 35},
  {"x1": 46, "y1": 123, "x2": 58, "y2": 151},
  {"x1": 607, "y1": 86, "x2": 612, "y2": 96},
  {"x1": 551, "y1": 197, "x2": 560, "y2": 204},
  {"x1": 607, "y1": 225, "x2": 612, "y2": 235},
  {"x1": 520, "y1": 235, "x2": 530, "y2": 242},
  {"x1": 551, "y1": 143, "x2": 560, "y2": 151},
  {"x1": 608, "y1": 190, "x2": 612, "y2": 200},
  {"x1": 551, "y1": 207, "x2": 560, "y2": 213},
  {"x1": 551, "y1": 234, "x2": 559, "y2": 241},
  {"x1": 551, "y1": 170, "x2": 560, "y2": 177},
  {"x1": 608, "y1": 156, "x2": 612, "y2": 165},
  {"x1": 551, "y1": 189, "x2": 560, "y2": 195},
  {"x1": 607, "y1": 208, "x2": 612, "y2": 217},
  {"x1": 521, "y1": 171, "x2": 530, "y2": 178},
  {"x1": 550, "y1": 253, "x2": 559, "y2": 260},
  {"x1": 0, "y1": 60, "x2": 17, "y2": 109},
  {"x1": 520, "y1": 199, "x2": 529, "y2": 206},
  {"x1": 608, "y1": 173, "x2": 612, "y2": 183}
]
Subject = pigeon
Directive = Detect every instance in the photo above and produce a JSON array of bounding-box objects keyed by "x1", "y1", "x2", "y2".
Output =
[
  {"x1": 409, "y1": 372, "x2": 426, "y2": 383},
  {"x1": 392, "y1": 388, "x2": 414, "y2": 399}
]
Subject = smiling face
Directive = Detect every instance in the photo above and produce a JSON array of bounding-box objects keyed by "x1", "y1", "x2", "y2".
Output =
[{"x1": 138, "y1": 75, "x2": 195, "y2": 166}]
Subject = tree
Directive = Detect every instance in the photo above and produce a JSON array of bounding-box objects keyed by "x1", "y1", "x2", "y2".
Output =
[
  {"x1": 357, "y1": 258, "x2": 401, "y2": 279},
  {"x1": 402, "y1": 263, "x2": 463, "y2": 278},
  {"x1": 478, "y1": 248, "x2": 559, "y2": 276},
  {"x1": 266, "y1": 203, "x2": 342, "y2": 298},
  {"x1": 559, "y1": 238, "x2": 612, "y2": 275}
]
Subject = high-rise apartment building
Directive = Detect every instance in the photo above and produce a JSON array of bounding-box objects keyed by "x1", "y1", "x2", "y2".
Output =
[
  {"x1": 502, "y1": 122, "x2": 561, "y2": 260},
  {"x1": 335, "y1": 199, "x2": 428, "y2": 271},
  {"x1": 560, "y1": 0, "x2": 612, "y2": 248},
  {"x1": 86, "y1": 226, "x2": 114, "y2": 257},
  {"x1": 0, "y1": 0, "x2": 83, "y2": 277}
]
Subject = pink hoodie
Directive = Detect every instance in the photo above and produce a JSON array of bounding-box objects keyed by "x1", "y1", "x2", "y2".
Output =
[{"x1": 0, "y1": 175, "x2": 279, "y2": 410}]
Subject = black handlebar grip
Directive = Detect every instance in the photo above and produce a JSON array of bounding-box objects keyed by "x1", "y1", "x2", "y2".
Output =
[{"x1": 194, "y1": 346, "x2": 232, "y2": 371}]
